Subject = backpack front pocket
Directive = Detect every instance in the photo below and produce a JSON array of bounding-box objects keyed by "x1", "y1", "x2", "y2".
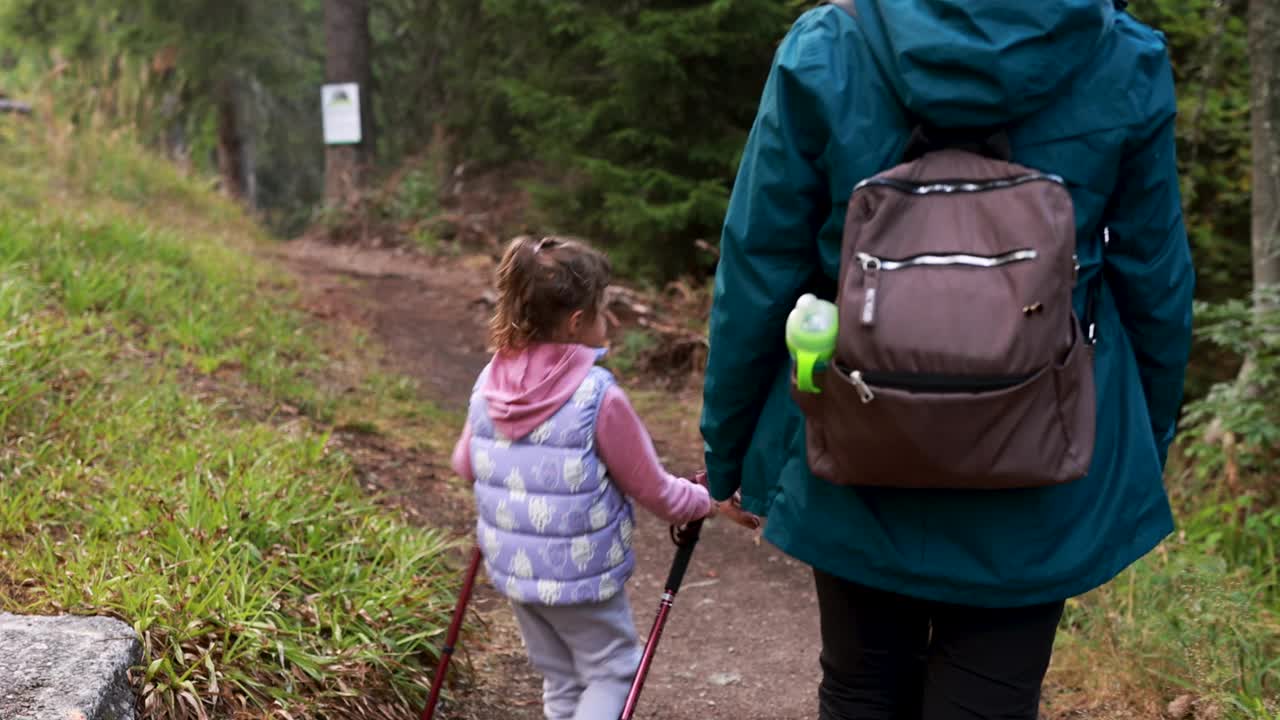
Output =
[
  {"x1": 843, "y1": 246, "x2": 1065, "y2": 379},
  {"x1": 797, "y1": 325, "x2": 1094, "y2": 490}
]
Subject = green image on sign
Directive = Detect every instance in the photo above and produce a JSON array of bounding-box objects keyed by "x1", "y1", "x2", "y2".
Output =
[{"x1": 322, "y1": 83, "x2": 361, "y2": 145}]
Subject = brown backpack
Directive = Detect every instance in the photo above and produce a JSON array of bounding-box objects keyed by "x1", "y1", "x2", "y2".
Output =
[{"x1": 790, "y1": 127, "x2": 1099, "y2": 490}]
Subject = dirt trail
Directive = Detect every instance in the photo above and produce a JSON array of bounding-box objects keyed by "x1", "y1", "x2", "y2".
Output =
[{"x1": 278, "y1": 239, "x2": 823, "y2": 720}]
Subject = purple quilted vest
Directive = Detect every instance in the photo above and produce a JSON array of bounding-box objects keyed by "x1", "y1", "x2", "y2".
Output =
[{"x1": 468, "y1": 359, "x2": 636, "y2": 606}]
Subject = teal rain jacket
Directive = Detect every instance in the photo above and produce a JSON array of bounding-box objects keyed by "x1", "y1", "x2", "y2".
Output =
[{"x1": 701, "y1": 0, "x2": 1195, "y2": 607}]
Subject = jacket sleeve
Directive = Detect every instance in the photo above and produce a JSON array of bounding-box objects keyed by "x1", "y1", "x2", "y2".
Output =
[
  {"x1": 700, "y1": 14, "x2": 832, "y2": 501},
  {"x1": 1102, "y1": 56, "x2": 1195, "y2": 466}
]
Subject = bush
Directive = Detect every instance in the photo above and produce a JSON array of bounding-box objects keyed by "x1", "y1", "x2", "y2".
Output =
[{"x1": 1181, "y1": 287, "x2": 1280, "y2": 489}]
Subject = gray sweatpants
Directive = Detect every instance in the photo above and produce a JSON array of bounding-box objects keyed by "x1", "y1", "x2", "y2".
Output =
[{"x1": 509, "y1": 592, "x2": 642, "y2": 720}]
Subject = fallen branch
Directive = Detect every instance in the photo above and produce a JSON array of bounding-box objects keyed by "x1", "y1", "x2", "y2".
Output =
[
  {"x1": 665, "y1": 279, "x2": 698, "y2": 305},
  {"x1": 637, "y1": 316, "x2": 708, "y2": 347},
  {"x1": 429, "y1": 212, "x2": 494, "y2": 245},
  {"x1": 605, "y1": 285, "x2": 652, "y2": 317}
]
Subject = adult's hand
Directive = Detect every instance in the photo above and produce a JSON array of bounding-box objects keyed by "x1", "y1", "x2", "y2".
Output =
[
  {"x1": 694, "y1": 471, "x2": 760, "y2": 530},
  {"x1": 716, "y1": 491, "x2": 762, "y2": 531}
]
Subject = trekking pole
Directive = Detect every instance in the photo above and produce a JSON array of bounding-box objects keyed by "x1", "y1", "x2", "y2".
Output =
[
  {"x1": 420, "y1": 545, "x2": 483, "y2": 720},
  {"x1": 619, "y1": 477, "x2": 707, "y2": 720}
]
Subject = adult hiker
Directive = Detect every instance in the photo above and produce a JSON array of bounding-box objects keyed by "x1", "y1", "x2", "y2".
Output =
[{"x1": 700, "y1": 2, "x2": 1195, "y2": 718}]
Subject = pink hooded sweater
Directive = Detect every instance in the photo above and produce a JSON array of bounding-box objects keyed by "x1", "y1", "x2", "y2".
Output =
[{"x1": 451, "y1": 343, "x2": 712, "y2": 525}]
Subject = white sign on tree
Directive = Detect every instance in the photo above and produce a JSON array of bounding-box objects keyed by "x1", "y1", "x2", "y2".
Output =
[{"x1": 321, "y1": 83, "x2": 362, "y2": 145}]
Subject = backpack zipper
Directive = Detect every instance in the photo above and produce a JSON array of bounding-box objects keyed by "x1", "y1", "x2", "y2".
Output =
[
  {"x1": 848, "y1": 369, "x2": 875, "y2": 403},
  {"x1": 860, "y1": 257, "x2": 881, "y2": 326},
  {"x1": 839, "y1": 365, "x2": 1034, "y2": 404},
  {"x1": 861, "y1": 370, "x2": 1032, "y2": 393},
  {"x1": 857, "y1": 249, "x2": 1038, "y2": 271},
  {"x1": 855, "y1": 249, "x2": 1038, "y2": 325},
  {"x1": 853, "y1": 173, "x2": 1064, "y2": 195}
]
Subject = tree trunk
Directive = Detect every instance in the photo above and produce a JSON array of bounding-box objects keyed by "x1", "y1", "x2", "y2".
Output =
[
  {"x1": 215, "y1": 79, "x2": 246, "y2": 201},
  {"x1": 324, "y1": 0, "x2": 373, "y2": 210},
  {"x1": 1233, "y1": 0, "x2": 1280, "y2": 397},
  {"x1": 1249, "y1": 0, "x2": 1280, "y2": 299}
]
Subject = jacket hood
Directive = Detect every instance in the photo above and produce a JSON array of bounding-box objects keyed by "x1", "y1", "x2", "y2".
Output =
[
  {"x1": 856, "y1": 0, "x2": 1117, "y2": 127},
  {"x1": 482, "y1": 343, "x2": 605, "y2": 440}
]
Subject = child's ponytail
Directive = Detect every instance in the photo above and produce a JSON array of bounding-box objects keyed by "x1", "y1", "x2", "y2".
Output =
[{"x1": 488, "y1": 235, "x2": 611, "y2": 352}]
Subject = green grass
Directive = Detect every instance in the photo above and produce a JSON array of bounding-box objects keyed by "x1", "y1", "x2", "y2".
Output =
[
  {"x1": 1048, "y1": 469, "x2": 1280, "y2": 718},
  {"x1": 1052, "y1": 544, "x2": 1280, "y2": 718},
  {"x1": 0, "y1": 115, "x2": 464, "y2": 718}
]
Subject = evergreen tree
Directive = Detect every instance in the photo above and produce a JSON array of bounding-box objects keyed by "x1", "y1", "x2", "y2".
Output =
[
  {"x1": 1132, "y1": 0, "x2": 1253, "y2": 393},
  {"x1": 483, "y1": 0, "x2": 808, "y2": 280}
]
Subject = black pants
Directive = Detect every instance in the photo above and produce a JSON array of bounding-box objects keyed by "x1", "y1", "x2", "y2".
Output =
[{"x1": 814, "y1": 569, "x2": 1065, "y2": 720}]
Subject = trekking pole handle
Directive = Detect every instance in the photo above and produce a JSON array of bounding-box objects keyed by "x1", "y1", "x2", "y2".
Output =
[
  {"x1": 665, "y1": 518, "x2": 703, "y2": 592},
  {"x1": 665, "y1": 469, "x2": 709, "y2": 590}
]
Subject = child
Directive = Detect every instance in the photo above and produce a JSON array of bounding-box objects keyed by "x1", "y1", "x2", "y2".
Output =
[{"x1": 450, "y1": 235, "x2": 723, "y2": 720}]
